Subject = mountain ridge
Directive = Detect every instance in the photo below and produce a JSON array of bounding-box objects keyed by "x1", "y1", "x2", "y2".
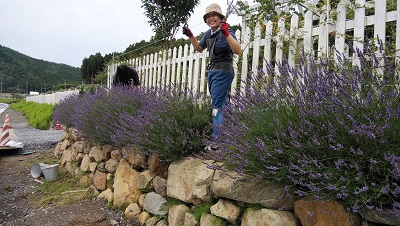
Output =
[{"x1": 0, "y1": 45, "x2": 81, "y2": 93}]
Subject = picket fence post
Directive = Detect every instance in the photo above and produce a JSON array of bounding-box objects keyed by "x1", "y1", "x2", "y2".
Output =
[
  {"x1": 108, "y1": 1, "x2": 399, "y2": 95},
  {"x1": 397, "y1": 0, "x2": 400, "y2": 63}
]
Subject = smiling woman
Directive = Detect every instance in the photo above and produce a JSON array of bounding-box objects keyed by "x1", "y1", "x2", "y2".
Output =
[{"x1": 182, "y1": 2, "x2": 241, "y2": 143}]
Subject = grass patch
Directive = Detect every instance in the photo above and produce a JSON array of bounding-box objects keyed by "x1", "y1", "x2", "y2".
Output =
[
  {"x1": 26, "y1": 151, "x2": 94, "y2": 207},
  {"x1": 10, "y1": 100, "x2": 54, "y2": 130},
  {"x1": 166, "y1": 197, "x2": 184, "y2": 208},
  {"x1": 31, "y1": 174, "x2": 94, "y2": 207},
  {"x1": 25, "y1": 151, "x2": 60, "y2": 167},
  {"x1": 245, "y1": 204, "x2": 264, "y2": 212},
  {"x1": 192, "y1": 202, "x2": 212, "y2": 221},
  {"x1": 0, "y1": 98, "x2": 20, "y2": 104}
]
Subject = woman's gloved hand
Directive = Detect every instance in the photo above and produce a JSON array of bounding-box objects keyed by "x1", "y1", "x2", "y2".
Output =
[
  {"x1": 220, "y1": 21, "x2": 230, "y2": 37},
  {"x1": 182, "y1": 25, "x2": 193, "y2": 38}
]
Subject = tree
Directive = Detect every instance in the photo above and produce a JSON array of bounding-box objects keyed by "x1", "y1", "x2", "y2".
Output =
[
  {"x1": 81, "y1": 58, "x2": 90, "y2": 83},
  {"x1": 141, "y1": 0, "x2": 200, "y2": 48},
  {"x1": 80, "y1": 53, "x2": 104, "y2": 84}
]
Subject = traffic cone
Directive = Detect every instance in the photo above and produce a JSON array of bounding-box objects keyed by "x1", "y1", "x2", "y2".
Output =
[
  {"x1": 55, "y1": 123, "x2": 62, "y2": 130},
  {"x1": 5, "y1": 114, "x2": 11, "y2": 128},
  {"x1": 0, "y1": 121, "x2": 10, "y2": 146}
]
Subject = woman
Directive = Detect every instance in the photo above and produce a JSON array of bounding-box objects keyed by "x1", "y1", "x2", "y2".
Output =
[
  {"x1": 182, "y1": 3, "x2": 241, "y2": 142},
  {"x1": 112, "y1": 64, "x2": 140, "y2": 90}
]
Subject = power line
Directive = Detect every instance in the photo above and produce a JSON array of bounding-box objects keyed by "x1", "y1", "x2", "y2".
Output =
[{"x1": 112, "y1": 21, "x2": 205, "y2": 61}]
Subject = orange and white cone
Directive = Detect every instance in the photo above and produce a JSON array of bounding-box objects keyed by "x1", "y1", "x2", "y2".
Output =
[
  {"x1": 5, "y1": 114, "x2": 11, "y2": 128},
  {"x1": 0, "y1": 121, "x2": 10, "y2": 146}
]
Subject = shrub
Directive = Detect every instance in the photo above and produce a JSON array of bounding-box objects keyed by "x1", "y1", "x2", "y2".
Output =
[
  {"x1": 54, "y1": 85, "x2": 212, "y2": 159},
  {"x1": 53, "y1": 93, "x2": 81, "y2": 128},
  {"x1": 0, "y1": 98, "x2": 20, "y2": 104},
  {"x1": 207, "y1": 41, "x2": 400, "y2": 215},
  {"x1": 54, "y1": 86, "x2": 144, "y2": 145},
  {"x1": 114, "y1": 86, "x2": 212, "y2": 162},
  {"x1": 10, "y1": 100, "x2": 55, "y2": 130}
]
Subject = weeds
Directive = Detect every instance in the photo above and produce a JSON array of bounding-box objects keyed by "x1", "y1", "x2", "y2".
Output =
[
  {"x1": 10, "y1": 100, "x2": 54, "y2": 130},
  {"x1": 26, "y1": 151, "x2": 94, "y2": 207},
  {"x1": 192, "y1": 202, "x2": 212, "y2": 220}
]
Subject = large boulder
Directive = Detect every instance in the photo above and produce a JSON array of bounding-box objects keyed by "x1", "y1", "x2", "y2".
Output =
[
  {"x1": 89, "y1": 145, "x2": 112, "y2": 162},
  {"x1": 294, "y1": 199, "x2": 360, "y2": 226},
  {"x1": 167, "y1": 157, "x2": 214, "y2": 204},
  {"x1": 242, "y1": 208, "x2": 298, "y2": 226},
  {"x1": 113, "y1": 159, "x2": 142, "y2": 210},
  {"x1": 212, "y1": 170, "x2": 295, "y2": 209},
  {"x1": 143, "y1": 192, "x2": 168, "y2": 216}
]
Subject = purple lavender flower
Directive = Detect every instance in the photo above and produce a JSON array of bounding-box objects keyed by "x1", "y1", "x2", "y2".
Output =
[{"x1": 53, "y1": 39, "x2": 400, "y2": 216}]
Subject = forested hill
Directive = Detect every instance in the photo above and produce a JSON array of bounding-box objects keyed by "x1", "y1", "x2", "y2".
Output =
[{"x1": 0, "y1": 45, "x2": 81, "y2": 93}]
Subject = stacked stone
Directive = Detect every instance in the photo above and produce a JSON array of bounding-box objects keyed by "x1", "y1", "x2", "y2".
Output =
[{"x1": 55, "y1": 127, "x2": 398, "y2": 226}]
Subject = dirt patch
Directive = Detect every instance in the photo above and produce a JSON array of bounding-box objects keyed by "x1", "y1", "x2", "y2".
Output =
[
  {"x1": 0, "y1": 109, "x2": 27, "y2": 124},
  {"x1": 0, "y1": 149, "x2": 143, "y2": 226},
  {"x1": 0, "y1": 110, "x2": 140, "y2": 226}
]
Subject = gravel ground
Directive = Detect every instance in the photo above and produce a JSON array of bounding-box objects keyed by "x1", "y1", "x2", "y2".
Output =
[
  {"x1": 0, "y1": 109, "x2": 63, "y2": 154},
  {"x1": 12, "y1": 122, "x2": 64, "y2": 154},
  {"x1": 0, "y1": 109, "x2": 141, "y2": 226}
]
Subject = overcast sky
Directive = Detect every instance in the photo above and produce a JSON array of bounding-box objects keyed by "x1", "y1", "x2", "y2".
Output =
[{"x1": 0, "y1": 0, "x2": 245, "y2": 68}]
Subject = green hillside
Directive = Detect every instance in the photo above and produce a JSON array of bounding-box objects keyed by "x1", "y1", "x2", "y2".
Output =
[{"x1": 0, "y1": 45, "x2": 81, "y2": 94}]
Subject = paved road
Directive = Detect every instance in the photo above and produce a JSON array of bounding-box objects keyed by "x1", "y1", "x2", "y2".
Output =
[{"x1": 0, "y1": 103, "x2": 8, "y2": 115}]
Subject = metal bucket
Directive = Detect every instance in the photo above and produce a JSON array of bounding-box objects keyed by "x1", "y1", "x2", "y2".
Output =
[
  {"x1": 31, "y1": 163, "x2": 48, "y2": 179},
  {"x1": 41, "y1": 164, "x2": 59, "y2": 181}
]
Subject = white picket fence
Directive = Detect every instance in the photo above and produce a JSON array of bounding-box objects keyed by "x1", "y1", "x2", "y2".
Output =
[{"x1": 107, "y1": 0, "x2": 400, "y2": 95}]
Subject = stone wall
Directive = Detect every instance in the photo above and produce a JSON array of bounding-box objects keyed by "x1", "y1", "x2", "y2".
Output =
[{"x1": 55, "y1": 128, "x2": 398, "y2": 226}]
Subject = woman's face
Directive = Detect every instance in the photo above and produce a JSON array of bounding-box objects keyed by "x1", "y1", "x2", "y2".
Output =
[{"x1": 205, "y1": 12, "x2": 222, "y2": 31}]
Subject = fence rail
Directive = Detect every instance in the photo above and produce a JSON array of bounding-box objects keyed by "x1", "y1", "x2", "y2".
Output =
[{"x1": 108, "y1": 0, "x2": 400, "y2": 95}]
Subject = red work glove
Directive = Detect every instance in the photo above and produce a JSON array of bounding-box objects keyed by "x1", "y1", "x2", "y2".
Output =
[
  {"x1": 182, "y1": 25, "x2": 193, "y2": 38},
  {"x1": 220, "y1": 21, "x2": 229, "y2": 38}
]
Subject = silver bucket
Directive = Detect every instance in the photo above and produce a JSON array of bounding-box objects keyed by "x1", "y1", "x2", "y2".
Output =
[
  {"x1": 41, "y1": 164, "x2": 59, "y2": 181},
  {"x1": 31, "y1": 163, "x2": 48, "y2": 179}
]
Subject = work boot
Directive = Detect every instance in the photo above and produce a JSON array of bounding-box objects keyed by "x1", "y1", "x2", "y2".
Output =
[{"x1": 204, "y1": 143, "x2": 219, "y2": 152}]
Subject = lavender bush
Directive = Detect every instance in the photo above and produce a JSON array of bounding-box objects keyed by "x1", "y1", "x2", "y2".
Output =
[
  {"x1": 113, "y1": 86, "x2": 212, "y2": 162},
  {"x1": 206, "y1": 41, "x2": 400, "y2": 214},
  {"x1": 54, "y1": 85, "x2": 212, "y2": 161},
  {"x1": 53, "y1": 86, "x2": 144, "y2": 145},
  {"x1": 53, "y1": 93, "x2": 81, "y2": 128},
  {"x1": 53, "y1": 41, "x2": 399, "y2": 218}
]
